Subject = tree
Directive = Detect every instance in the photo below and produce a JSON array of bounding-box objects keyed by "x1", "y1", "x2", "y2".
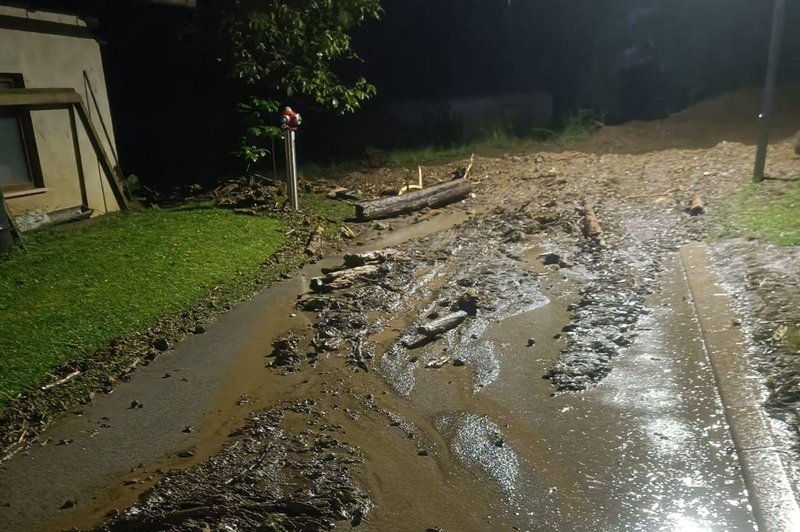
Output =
[{"x1": 211, "y1": 0, "x2": 382, "y2": 164}]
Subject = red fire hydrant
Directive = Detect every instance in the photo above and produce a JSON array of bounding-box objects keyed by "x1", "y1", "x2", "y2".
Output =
[{"x1": 281, "y1": 106, "x2": 302, "y2": 131}]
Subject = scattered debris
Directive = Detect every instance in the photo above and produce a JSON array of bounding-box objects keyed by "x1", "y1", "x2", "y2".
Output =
[
  {"x1": 99, "y1": 403, "x2": 370, "y2": 531},
  {"x1": 40, "y1": 370, "x2": 81, "y2": 391},
  {"x1": 398, "y1": 166, "x2": 424, "y2": 195}
]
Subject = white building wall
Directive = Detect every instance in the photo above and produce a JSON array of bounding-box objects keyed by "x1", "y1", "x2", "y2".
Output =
[{"x1": 0, "y1": 5, "x2": 120, "y2": 220}]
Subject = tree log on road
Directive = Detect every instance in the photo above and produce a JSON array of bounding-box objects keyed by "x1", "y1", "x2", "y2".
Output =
[
  {"x1": 355, "y1": 179, "x2": 472, "y2": 221},
  {"x1": 688, "y1": 193, "x2": 706, "y2": 216},
  {"x1": 582, "y1": 202, "x2": 603, "y2": 242}
]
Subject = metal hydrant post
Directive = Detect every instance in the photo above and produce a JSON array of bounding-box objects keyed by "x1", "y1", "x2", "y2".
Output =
[{"x1": 281, "y1": 106, "x2": 302, "y2": 210}]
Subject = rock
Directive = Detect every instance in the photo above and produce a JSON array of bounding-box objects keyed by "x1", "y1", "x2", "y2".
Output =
[
  {"x1": 539, "y1": 252, "x2": 573, "y2": 268},
  {"x1": 59, "y1": 498, "x2": 77, "y2": 509},
  {"x1": 452, "y1": 358, "x2": 467, "y2": 367},
  {"x1": 373, "y1": 222, "x2": 390, "y2": 231},
  {"x1": 527, "y1": 338, "x2": 536, "y2": 346},
  {"x1": 454, "y1": 289, "x2": 481, "y2": 316},
  {"x1": 177, "y1": 450, "x2": 195, "y2": 458},
  {"x1": 153, "y1": 337, "x2": 169, "y2": 351},
  {"x1": 193, "y1": 324, "x2": 206, "y2": 334},
  {"x1": 417, "y1": 449, "x2": 430, "y2": 456},
  {"x1": 794, "y1": 129, "x2": 800, "y2": 155}
]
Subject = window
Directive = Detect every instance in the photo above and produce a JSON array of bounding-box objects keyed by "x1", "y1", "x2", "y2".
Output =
[{"x1": 0, "y1": 73, "x2": 43, "y2": 192}]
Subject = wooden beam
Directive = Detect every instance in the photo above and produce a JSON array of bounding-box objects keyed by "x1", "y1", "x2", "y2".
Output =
[
  {"x1": 73, "y1": 100, "x2": 128, "y2": 210},
  {"x1": 68, "y1": 106, "x2": 89, "y2": 208},
  {"x1": 0, "y1": 88, "x2": 81, "y2": 107}
]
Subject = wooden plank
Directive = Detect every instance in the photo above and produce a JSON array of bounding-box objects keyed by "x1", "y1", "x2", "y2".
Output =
[
  {"x1": 73, "y1": 101, "x2": 128, "y2": 210},
  {"x1": 0, "y1": 88, "x2": 81, "y2": 107},
  {"x1": 67, "y1": 107, "x2": 89, "y2": 208}
]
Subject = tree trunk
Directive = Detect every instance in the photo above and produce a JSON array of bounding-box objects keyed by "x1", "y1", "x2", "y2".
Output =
[{"x1": 355, "y1": 179, "x2": 471, "y2": 221}]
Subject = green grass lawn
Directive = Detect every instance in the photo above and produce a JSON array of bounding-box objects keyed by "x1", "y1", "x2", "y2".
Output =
[
  {"x1": 0, "y1": 207, "x2": 286, "y2": 406},
  {"x1": 724, "y1": 181, "x2": 800, "y2": 246}
]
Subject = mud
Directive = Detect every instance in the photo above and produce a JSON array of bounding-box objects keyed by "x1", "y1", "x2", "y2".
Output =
[
  {"x1": 4, "y1": 91, "x2": 800, "y2": 530},
  {"x1": 99, "y1": 401, "x2": 370, "y2": 532}
]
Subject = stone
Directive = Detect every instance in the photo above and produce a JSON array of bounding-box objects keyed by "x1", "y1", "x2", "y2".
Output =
[{"x1": 153, "y1": 337, "x2": 169, "y2": 351}]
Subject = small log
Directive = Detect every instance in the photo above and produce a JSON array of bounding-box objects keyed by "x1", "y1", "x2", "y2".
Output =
[
  {"x1": 305, "y1": 226, "x2": 325, "y2": 257},
  {"x1": 688, "y1": 193, "x2": 705, "y2": 216},
  {"x1": 41, "y1": 370, "x2": 81, "y2": 391},
  {"x1": 343, "y1": 248, "x2": 398, "y2": 268},
  {"x1": 582, "y1": 202, "x2": 603, "y2": 241},
  {"x1": 402, "y1": 310, "x2": 469, "y2": 348},
  {"x1": 310, "y1": 264, "x2": 380, "y2": 293},
  {"x1": 417, "y1": 310, "x2": 468, "y2": 337},
  {"x1": 356, "y1": 179, "x2": 472, "y2": 221}
]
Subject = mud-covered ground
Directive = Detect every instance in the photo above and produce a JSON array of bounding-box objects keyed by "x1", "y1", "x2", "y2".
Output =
[{"x1": 3, "y1": 88, "x2": 799, "y2": 531}]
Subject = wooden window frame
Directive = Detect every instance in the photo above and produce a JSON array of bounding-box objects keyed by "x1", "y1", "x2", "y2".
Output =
[{"x1": 0, "y1": 73, "x2": 44, "y2": 192}]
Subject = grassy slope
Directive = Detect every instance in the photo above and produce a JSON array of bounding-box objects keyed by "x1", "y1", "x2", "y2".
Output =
[
  {"x1": 724, "y1": 182, "x2": 800, "y2": 246},
  {"x1": 0, "y1": 207, "x2": 286, "y2": 405}
]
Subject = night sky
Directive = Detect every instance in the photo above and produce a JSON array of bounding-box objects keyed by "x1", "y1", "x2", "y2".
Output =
[{"x1": 28, "y1": 0, "x2": 800, "y2": 185}]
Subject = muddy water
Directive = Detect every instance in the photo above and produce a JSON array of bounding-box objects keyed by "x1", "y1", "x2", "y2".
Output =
[
  {"x1": 0, "y1": 213, "x2": 470, "y2": 532},
  {"x1": 369, "y1": 246, "x2": 754, "y2": 530},
  {"x1": 0, "y1": 206, "x2": 756, "y2": 531}
]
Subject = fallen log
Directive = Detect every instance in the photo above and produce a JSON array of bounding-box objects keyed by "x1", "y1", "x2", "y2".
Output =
[
  {"x1": 355, "y1": 179, "x2": 471, "y2": 221},
  {"x1": 403, "y1": 310, "x2": 469, "y2": 348},
  {"x1": 310, "y1": 264, "x2": 380, "y2": 293},
  {"x1": 417, "y1": 310, "x2": 468, "y2": 337},
  {"x1": 582, "y1": 201, "x2": 603, "y2": 242},
  {"x1": 343, "y1": 248, "x2": 398, "y2": 268},
  {"x1": 305, "y1": 226, "x2": 325, "y2": 257},
  {"x1": 688, "y1": 193, "x2": 706, "y2": 216}
]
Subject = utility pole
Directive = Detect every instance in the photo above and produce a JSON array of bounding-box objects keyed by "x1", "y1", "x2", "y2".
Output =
[{"x1": 754, "y1": 0, "x2": 787, "y2": 183}]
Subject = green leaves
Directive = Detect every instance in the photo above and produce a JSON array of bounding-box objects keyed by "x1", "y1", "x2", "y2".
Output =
[{"x1": 210, "y1": 0, "x2": 382, "y2": 164}]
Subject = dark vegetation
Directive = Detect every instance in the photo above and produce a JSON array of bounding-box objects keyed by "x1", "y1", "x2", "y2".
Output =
[{"x1": 88, "y1": 0, "x2": 800, "y2": 186}]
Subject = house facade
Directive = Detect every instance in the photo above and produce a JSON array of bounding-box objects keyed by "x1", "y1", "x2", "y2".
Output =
[{"x1": 0, "y1": 3, "x2": 123, "y2": 228}]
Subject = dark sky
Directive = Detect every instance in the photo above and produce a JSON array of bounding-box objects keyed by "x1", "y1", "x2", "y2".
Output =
[{"x1": 41, "y1": 0, "x2": 798, "y2": 183}]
